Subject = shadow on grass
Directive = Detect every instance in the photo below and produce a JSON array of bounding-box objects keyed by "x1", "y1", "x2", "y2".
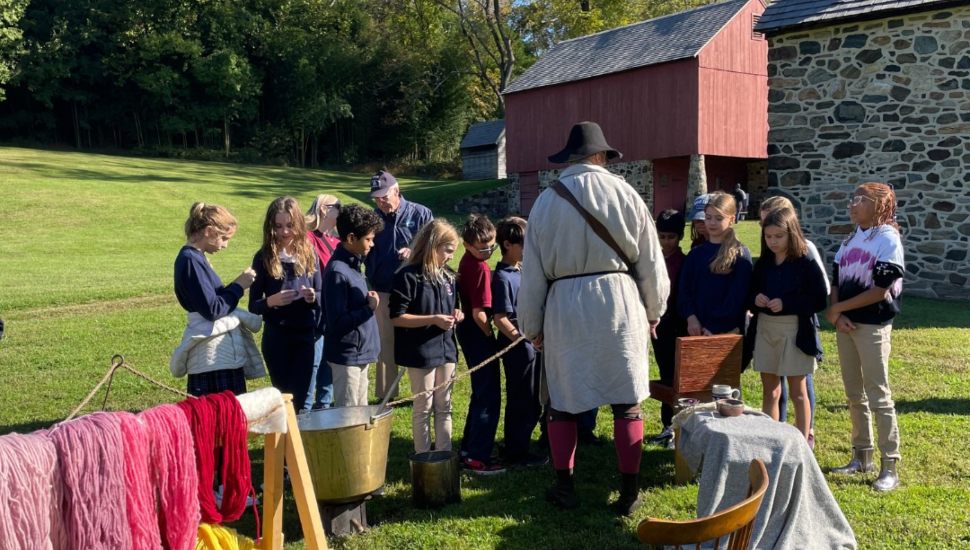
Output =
[
  {"x1": 895, "y1": 397, "x2": 970, "y2": 415},
  {"x1": 0, "y1": 418, "x2": 63, "y2": 434}
]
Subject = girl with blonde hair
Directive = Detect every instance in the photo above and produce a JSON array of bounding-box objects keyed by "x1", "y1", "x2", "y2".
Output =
[
  {"x1": 302, "y1": 194, "x2": 342, "y2": 411},
  {"x1": 172, "y1": 202, "x2": 259, "y2": 396},
  {"x1": 249, "y1": 196, "x2": 323, "y2": 412},
  {"x1": 389, "y1": 219, "x2": 465, "y2": 453},
  {"x1": 678, "y1": 191, "x2": 753, "y2": 336}
]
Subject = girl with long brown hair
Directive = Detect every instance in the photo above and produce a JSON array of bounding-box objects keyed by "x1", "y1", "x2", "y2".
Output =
[{"x1": 248, "y1": 196, "x2": 323, "y2": 412}]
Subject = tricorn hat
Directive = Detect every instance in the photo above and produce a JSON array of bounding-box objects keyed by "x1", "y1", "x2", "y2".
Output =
[{"x1": 547, "y1": 121, "x2": 622, "y2": 164}]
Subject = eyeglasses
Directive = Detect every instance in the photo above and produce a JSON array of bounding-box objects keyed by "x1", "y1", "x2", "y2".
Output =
[
  {"x1": 322, "y1": 204, "x2": 340, "y2": 210},
  {"x1": 849, "y1": 195, "x2": 875, "y2": 206},
  {"x1": 476, "y1": 243, "x2": 497, "y2": 256}
]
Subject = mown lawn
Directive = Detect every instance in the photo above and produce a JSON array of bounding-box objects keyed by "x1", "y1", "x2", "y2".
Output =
[{"x1": 0, "y1": 146, "x2": 968, "y2": 549}]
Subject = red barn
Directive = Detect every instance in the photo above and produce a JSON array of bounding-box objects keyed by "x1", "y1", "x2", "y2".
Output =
[{"x1": 503, "y1": 0, "x2": 769, "y2": 215}]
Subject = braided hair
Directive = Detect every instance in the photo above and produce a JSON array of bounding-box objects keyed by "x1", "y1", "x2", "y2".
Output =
[{"x1": 857, "y1": 182, "x2": 899, "y2": 231}]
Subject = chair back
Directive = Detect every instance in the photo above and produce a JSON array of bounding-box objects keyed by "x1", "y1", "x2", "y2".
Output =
[
  {"x1": 672, "y1": 334, "x2": 742, "y2": 395},
  {"x1": 637, "y1": 459, "x2": 769, "y2": 550}
]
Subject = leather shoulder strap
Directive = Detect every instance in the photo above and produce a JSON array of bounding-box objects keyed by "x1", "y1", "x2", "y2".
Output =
[{"x1": 549, "y1": 179, "x2": 636, "y2": 272}]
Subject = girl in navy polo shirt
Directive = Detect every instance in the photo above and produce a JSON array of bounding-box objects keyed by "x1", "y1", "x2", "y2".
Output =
[
  {"x1": 173, "y1": 202, "x2": 256, "y2": 395},
  {"x1": 390, "y1": 219, "x2": 464, "y2": 454},
  {"x1": 249, "y1": 196, "x2": 323, "y2": 412},
  {"x1": 828, "y1": 182, "x2": 905, "y2": 492}
]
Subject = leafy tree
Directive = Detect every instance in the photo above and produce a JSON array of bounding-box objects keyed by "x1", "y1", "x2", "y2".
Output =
[{"x1": 0, "y1": 0, "x2": 28, "y2": 101}]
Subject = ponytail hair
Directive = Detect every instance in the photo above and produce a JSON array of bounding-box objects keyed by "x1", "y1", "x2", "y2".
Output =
[
  {"x1": 857, "y1": 182, "x2": 900, "y2": 232},
  {"x1": 184, "y1": 202, "x2": 237, "y2": 239},
  {"x1": 706, "y1": 192, "x2": 744, "y2": 275}
]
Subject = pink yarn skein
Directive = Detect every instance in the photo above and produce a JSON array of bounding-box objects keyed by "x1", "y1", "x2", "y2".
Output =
[
  {"x1": 139, "y1": 404, "x2": 201, "y2": 550},
  {"x1": 48, "y1": 412, "x2": 131, "y2": 549},
  {"x1": 118, "y1": 412, "x2": 163, "y2": 550},
  {"x1": 0, "y1": 432, "x2": 67, "y2": 549}
]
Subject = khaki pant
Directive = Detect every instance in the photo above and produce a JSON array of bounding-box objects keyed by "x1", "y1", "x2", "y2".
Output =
[
  {"x1": 374, "y1": 291, "x2": 399, "y2": 400},
  {"x1": 330, "y1": 362, "x2": 369, "y2": 407},
  {"x1": 408, "y1": 363, "x2": 455, "y2": 454},
  {"x1": 836, "y1": 323, "x2": 901, "y2": 460}
]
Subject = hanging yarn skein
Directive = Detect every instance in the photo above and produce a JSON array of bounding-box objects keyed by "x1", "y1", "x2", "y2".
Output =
[
  {"x1": 196, "y1": 523, "x2": 256, "y2": 550},
  {"x1": 48, "y1": 412, "x2": 131, "y2": 549},
  {"x1": 118, "y1": 412, "x2": 163, "y2": 550},
  {"x1": 139, "y1": 404, "x2": 201, "y2": 550},
  {"x1": 178, "y1": 391, "x2": 254, "y2": 524},
  {"x1": 0, "y1": 432, "x2": 68, "y2": 550}
]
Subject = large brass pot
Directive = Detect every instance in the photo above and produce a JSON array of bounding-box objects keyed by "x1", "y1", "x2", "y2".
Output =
[{"x1": 297, "y1": 406, "x2": 393, "y2": 504}]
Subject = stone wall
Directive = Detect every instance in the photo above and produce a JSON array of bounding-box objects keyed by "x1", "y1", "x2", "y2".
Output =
[
  {"x1": 765, "y1": 5, "x2": 970, "y2": 300},
  {"x1": 536, "y1": 159, "x2": 655, "y2": 210},
  {"x1": 453, "y1": 181, "x2": 517, "y2": 219}
]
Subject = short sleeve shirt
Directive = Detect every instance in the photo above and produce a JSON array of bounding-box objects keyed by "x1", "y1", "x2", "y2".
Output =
[
  {"x1": 458, "y1": 251, "x2": 492, "y2": 317},
  {"x1": 834, "y1": 225, "x2": 905, "y2": 324},
  {"x1": 491, "y1": 262, "x2": 520, "y2": 326}
]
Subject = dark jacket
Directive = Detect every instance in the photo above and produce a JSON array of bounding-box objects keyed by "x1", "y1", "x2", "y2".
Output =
[
  {"x1": 389, "y1": 264, "x2": 459, "y2": 369},
  {"x1": 747, "y1": 255, "x2": 828, "y2": 359},
  {"x1": 248, "y1": 250, "x2": 323, "y2": 331},
  {"x1": 365, "y1": 198, "x2": 434, "y2": 293},
  {"x1": 174, "y1": 245, "x2": 244, "y2": 321},
  {"x1": 323, "y1": 246, "x2": 380, "y2": 365}
]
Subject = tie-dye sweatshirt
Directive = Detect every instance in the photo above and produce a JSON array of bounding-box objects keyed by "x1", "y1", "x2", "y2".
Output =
[{"x1": 833, "y1": 225, "x2": 905, "y2": 325}]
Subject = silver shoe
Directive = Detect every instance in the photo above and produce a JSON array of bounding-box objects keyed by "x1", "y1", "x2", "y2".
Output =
[
  {"x1": 831, "y1": 447, "x2": 875, "y2": 474},
  {"x1": 872, "y1": 458, "x2": 899, "y2": 492}
]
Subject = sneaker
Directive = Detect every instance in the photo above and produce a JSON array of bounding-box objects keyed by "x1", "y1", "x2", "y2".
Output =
[
  {"x1": 646, "y1": 426, "x2": 675, "y2": 446},
  {"x1": 461, "y1": 457, "x2": 506, "y2": 475},
  {"x1": 506, "y1": 452, "x2": 550, "y2": 468}
]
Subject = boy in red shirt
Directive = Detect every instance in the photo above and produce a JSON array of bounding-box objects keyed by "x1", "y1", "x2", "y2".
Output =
[{"x1": 457, "y1": 214, "x2": 504, "y2": 474}]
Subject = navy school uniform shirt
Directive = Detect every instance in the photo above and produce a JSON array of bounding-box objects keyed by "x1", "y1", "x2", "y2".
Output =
[
  {"x1": 322, "y1": 245, "x2": 380, "y2": 366},
  {"x1": 174, "y1": 245, "x2": 244, "y2": 321},
  {"x1": 248, "y1": 250, "x2": 323, "y2": 331},
  {"x1": 748, "y1": 255, "x2": 828, "y2": 358},
  {"x1": 365, "y1": 198, "x2": 434, "y2": 293},
  {"x1": 678, "y1": 240, "x2": 753, "y2": 334},
  {"x1": 491, "y1": 261, "x2": 522, "y2": 330},
  {"x1": 389, "y1": 264, "x2": 459, "y2": 369}
]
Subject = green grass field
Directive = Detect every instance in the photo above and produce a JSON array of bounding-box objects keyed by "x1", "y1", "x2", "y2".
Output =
[{"x1": 1, "y1": 146, "x2": 968, "y2": 549}]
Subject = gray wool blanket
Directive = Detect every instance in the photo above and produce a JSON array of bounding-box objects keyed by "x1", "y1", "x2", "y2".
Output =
[{"x1": 677, "y1": 410, "x2": 857, "y2": 549}]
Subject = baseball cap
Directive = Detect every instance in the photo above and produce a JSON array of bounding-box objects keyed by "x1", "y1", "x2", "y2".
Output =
[
  {"x1": 688, "y1": 194, "x2": 711, "y2": 221},
  {"x1": 370, "y1": 170, "x2": 398, "y2": 198}
]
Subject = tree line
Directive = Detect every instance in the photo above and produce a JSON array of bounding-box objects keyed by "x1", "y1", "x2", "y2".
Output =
[{"x1": 0, "y1": 0, "x2": 710, "y2": 170}]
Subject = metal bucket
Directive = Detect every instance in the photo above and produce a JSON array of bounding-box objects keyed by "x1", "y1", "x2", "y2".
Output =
[
  {"x1": 409, "y1": 450, "x2": 461, "y2": 508},
  {"x1": 298, "y1": 406, "x2": 393, "y2": 504}
]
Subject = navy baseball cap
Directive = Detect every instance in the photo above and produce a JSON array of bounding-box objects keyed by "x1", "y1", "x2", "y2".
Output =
[
  {"x1": 689, "y1": 194, "x2": 711, "y2": 221},
  {"x1": 370, "y1": 170, "x2": 398, "y2": 198}
]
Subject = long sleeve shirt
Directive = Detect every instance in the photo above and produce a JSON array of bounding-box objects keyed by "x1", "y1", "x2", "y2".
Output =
[
  {"x1": 173, "y1": 245, "x2": 243, "y2": 322},
  {"x1": 364, "y1": 198, "x2": 434, "y2": 293},
  {"x1": 678, "y1": 240, "x2": 753, "y2": 334}
]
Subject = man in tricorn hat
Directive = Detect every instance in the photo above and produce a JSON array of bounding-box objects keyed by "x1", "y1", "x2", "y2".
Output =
[{"x1": 518, "y1": 121, "x2": 669, "y2": 515}]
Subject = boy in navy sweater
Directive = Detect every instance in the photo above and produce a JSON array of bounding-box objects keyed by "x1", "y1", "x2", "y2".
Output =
[
  {"x1": 492, "y1": 217, "x2": 546, "y2": 466},
  {"x1": 323, "y1": 205, "x2": 384, "y2": 407}
]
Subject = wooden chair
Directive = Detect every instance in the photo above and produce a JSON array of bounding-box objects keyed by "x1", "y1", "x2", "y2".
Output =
[
  {"x1": 637, "y1": 459, "x2": 769, "y2": 550},
  {"x1": 649, "y1": 334, "x2": 743, "y2": 405}
]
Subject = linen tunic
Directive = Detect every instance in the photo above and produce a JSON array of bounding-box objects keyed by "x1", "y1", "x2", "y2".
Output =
[{"x1": 518, "y1": 163, "x2": 669, "y2": 413}]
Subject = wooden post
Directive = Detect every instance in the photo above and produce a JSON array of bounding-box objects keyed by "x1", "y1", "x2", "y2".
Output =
[{"x1": 257, "y1": 394, "x2": 328, "y2": 550}]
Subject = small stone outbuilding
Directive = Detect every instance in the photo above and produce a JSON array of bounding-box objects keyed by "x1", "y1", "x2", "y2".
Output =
[
  {"x1": 756, "y1": 0, "x2": 970, "y2": 300},
  {"x1": 460, "y1": 119, "x2": 506, "y2": 180}
]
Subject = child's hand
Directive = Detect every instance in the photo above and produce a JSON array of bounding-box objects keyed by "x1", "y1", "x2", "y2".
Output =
[
  {"x1": 268, "y1": 289, "x2": 299, "y2": 308},
  {"x1": 235, "y1": 267, "x2": 257, "y2": 289},
  {"x1": 453, "y1": 309, "x2": 465, "y2": 323},
  {"x1": 431, "y1": 314, "x2": 456, "y2": 330},
  {"x1": 649, "y1": 319, "x2": 660, "y2": 339},
  {"x1": 531, "y1": 333, "x2": 543, "y2": 351},
  {"x1": 767, "y1": 298, "x2": 783, "y2": 313},
  {"x1": 686, "y1": 315, "x2": 703, "y2": 336},
  {"x1": 397, "y1": 247, "x2": 412, "y2": 260},
  {"x1": 300, "y1": 285, "x2": 316, "y2": 303},
  {"x1": 367, "y1": 291, "x2": 380, "y2": 310},
  {"x1": 754, "y1": 293, "x2": 769, "y2": 308},
  {"x1": 825, "y1": 307, "x2": 841, "y2": 325},
  {"x1": 835, "y1": 315, "x2": 856, "y2": 333}
]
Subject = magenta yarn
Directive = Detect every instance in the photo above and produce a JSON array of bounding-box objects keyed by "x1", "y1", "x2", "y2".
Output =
[
  {"x1": 118, "y1": 412, "x2": 163, "y2": 550},
  {"x1": 0, "y1": 432, "x2": 68, "y2": 549},
  {"x1": 48, "y1": 412, "x2": 131, "y2": 549},
  {"x1": 139, "y1": 404, "x2": 200, "y2": 550}
]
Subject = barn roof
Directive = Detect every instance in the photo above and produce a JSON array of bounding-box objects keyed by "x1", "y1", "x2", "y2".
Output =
[
  {"x1": 460, "y1": 119, "x2": 505, "y2": 149},
  {"x1": 755, "y1": 0, "x2": 958, "y2": 35},
  {"x1": 503, "y1": 0, "x2": 749, "y2": 95}
]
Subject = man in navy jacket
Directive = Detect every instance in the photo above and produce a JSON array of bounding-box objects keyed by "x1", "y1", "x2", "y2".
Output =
[{"x1": 365, "y1": 170, "x2": 434, "y2": 400}]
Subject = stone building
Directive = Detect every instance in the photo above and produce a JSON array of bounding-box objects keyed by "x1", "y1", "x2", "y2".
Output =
[{"x1": 756, "y1": 0, "x2": 970, "y2": 300}]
